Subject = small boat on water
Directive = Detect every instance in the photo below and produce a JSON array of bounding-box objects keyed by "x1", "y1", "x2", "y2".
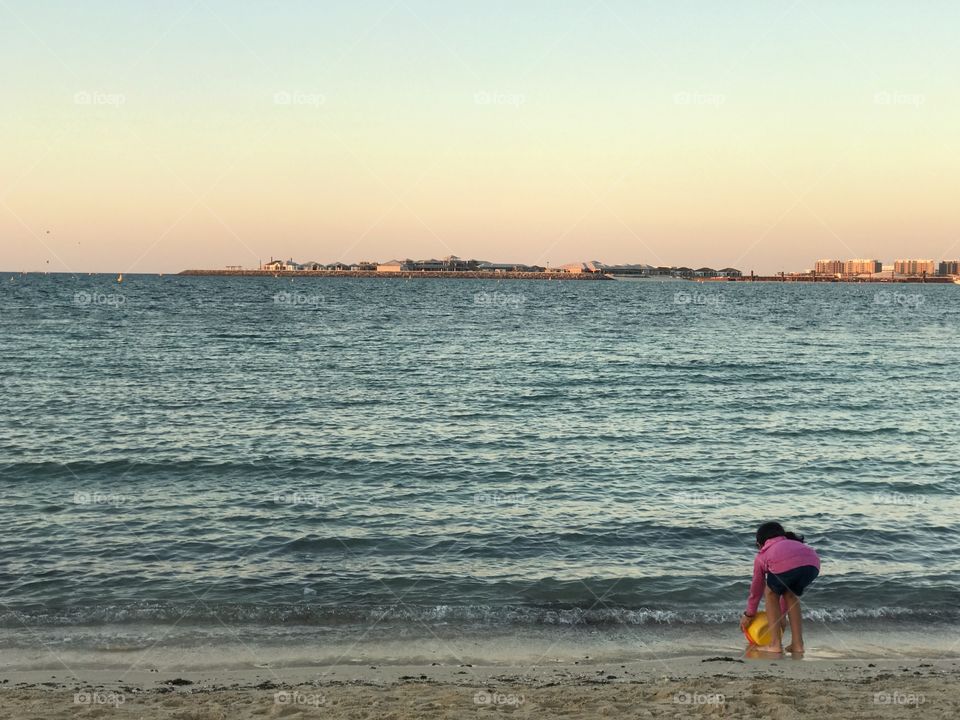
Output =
[{"x1": 117, "y1": 273, "x2": 123, "y2": 283}]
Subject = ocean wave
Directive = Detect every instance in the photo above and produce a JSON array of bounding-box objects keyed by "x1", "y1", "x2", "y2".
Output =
[
  {"x1": 1, "y1": 602, "x2": 952, "y2": 629},
  {"x1": 0, "y1": 457, "x2": 389, "y2": 483}
]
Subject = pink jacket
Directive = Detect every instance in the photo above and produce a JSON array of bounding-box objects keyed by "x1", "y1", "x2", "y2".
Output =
[{"x1": 746, "y1": 536, "x2": 820, "y2": 615}]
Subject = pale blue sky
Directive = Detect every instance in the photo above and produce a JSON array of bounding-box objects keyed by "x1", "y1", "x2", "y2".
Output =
[{"x1": 2, "y1": 1, "x2": 958, "y2": 272}]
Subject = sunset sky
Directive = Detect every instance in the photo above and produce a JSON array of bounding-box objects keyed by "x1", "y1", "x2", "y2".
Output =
[{"x1": 2, "y1": 1, "x2": 958, "y2": 274}]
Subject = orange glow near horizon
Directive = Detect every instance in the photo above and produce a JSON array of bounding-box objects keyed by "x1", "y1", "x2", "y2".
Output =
[{"x1": 2, "y1": 2, "x2": 959, "y2": 274}]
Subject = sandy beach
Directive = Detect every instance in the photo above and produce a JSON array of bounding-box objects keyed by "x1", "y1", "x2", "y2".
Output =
[{"x1": 2, "y1": 655, "x2": 957, "y2": 719}]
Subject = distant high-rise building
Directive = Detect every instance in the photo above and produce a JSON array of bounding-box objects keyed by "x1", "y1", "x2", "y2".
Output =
[
  {"x1": 815, "y1": 259, "x2": 844, "y2": 275},
  {"x1": 893, "y1": 259, "x2": 935, "y2": 276},
  {"x1": 844, "y1": 259, "x2": 882, "y2": 275},
  {"x1": 938, "y1": 260, "x2": 960, "y2": 276}
]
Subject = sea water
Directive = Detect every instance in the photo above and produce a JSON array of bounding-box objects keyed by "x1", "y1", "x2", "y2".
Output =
[{"x1": 1, "y1": 274, "x2": 958, "y2": 664}]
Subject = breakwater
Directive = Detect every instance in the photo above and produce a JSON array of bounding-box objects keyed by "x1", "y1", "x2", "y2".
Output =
[
  {"x1": 179, "y1": 269, "x2": 609, "y2": 281},
  {"x1": 710, "y1": 275, "x2": 954, "y2": 283}
]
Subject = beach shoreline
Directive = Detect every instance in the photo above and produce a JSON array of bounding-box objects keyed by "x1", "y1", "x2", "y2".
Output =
[
  {"x1": 3, "y1": 656, "x2": 956, "y2": 719},
  {"x1": 3, "y1": 623, "x2": 958, "y2": 718}
]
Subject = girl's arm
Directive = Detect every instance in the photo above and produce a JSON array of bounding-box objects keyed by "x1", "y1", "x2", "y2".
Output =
[{"x1": 745, "y1": 554, "x2": 764, "y2": 615}]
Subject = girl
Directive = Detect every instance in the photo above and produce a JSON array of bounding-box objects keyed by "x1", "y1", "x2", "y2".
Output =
[{"x1": 739, "y1": 522, "x2": 820, "y2": 654}]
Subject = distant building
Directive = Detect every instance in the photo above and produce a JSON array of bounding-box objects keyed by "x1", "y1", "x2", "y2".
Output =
[
  {"x1": 599, "y1": 263, "x2": 655, "y2": 277},
  {"x1": 674, "y1": 267, "x2": 694, "y2": 278},
  {"x1": 844, "y1": 259, "x2": 882, "y2": 275},
  {"x1": 397, "y1": 256, "x2": 480, "y2": 272},
  {"x1": 815, "y1": 259, "x2": 844, "y2": 275},
  {"x1": 262, "y1": 258, "x2": 300, "y2": 271},
  {"x1": 377, "y1": 260, "x2": 407, "y2": 272},
  {"x1": 477, "y1": 262, "x2": 543, "y2": 272},
  {"x1": 301, "y1": 261, "x2": 325, "y2": 270},
  {"x1": 408, "y1": 258, "x2": 445, "y2": 271},
  {"x1": 351, "y1": 261, "x2": 378, "y2": 271},
  {"x1": 693, "y1": 267, "x2": 717, "y2": 278},
  {"x1": 326, "y1": 262, "x2": 350, "y2": 271},
  {"x1": 893, "y1": 259, "x2": 935, "y2": 276},
  {"x1": 938, "y1": 260, "x2": 960, "y2": 276},
  {"x1": 717, "y1": 267, "x2": 742, "y2": 278},
  {"x1": 440, "y1": 255, "x2": 479, "y2": 271}
]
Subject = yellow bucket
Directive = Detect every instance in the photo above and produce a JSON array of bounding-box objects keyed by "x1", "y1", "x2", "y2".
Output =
[{"x1": 743, "y1": 614, "x2": 773, "y2": 646}]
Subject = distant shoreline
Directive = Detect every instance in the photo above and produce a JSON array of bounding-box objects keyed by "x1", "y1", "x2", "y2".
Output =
[
  {"x1": 178, "y1": 269, "x2": 609, "y2": 280},
  {"x1": 1, "y1": 270, "x2": 953, "y2": 283},
  {"x1": 713, "y1": 275, "x2": 955, "y2": 284},
  {"x1": 177, "y1": 269, "x2": 956, "y2": 283}
]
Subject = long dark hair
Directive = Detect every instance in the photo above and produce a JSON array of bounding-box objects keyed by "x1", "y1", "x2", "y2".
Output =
[{"x1": 756, "y1": 521, "x2": 804, "y2": 549}]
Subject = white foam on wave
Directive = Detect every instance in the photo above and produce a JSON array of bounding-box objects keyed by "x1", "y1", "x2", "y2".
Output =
[{"x1": 0, "y1": 602, "x2": 948, "y2": 630}]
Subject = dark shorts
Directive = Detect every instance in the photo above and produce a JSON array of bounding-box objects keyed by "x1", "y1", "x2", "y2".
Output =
[{"x1": 766, "y1": 565, "x2": 819, "y2": 596}]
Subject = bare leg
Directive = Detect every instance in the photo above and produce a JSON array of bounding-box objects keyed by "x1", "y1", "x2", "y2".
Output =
[
  {"x1": 782, "y1": 590, "x2": 804, "y2": 654},
  {"x1": 758, "y1": 586, "x2": 783, "y2": 652}
]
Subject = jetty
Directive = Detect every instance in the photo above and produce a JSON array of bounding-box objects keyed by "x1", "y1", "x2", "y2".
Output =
[{"x1": 178, "y1": 269, "x2": 609, "y2": 281}]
